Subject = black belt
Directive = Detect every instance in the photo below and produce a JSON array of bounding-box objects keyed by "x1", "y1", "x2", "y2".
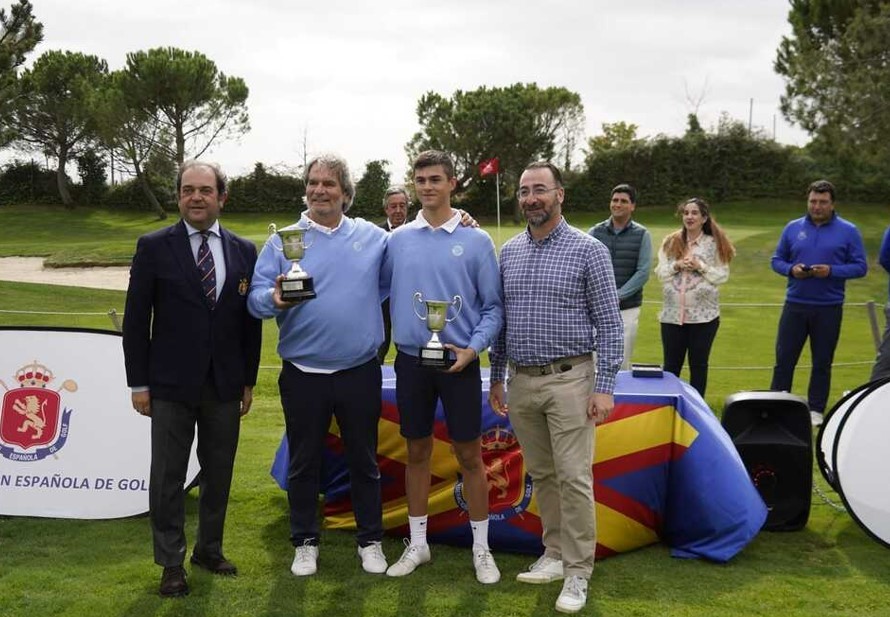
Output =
[{"x1": 509, "y1": 354, "x2": 592, "y2": 376}]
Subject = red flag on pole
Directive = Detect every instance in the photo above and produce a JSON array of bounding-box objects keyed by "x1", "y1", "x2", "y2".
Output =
[{"x1": 479, "y1": 157, "x2": 499, "y2": 176}]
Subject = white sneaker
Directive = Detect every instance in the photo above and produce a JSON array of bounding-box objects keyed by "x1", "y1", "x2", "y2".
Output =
[
  {"x1": 472, "y1": 547, "x2": 500, "y2": 584},
  {"x1": 555, "y1": 575, "x2": 588, "y2": 613},
  {"x1": 357, "y1": 541, "x2": 387, "y2": 574},
  {"x1": 290, "y1": 541, "x2": 318, "y2": 576},
  {"x1": 385, "y1": 540, "x2": 430, "y2": 577},
  {"x1": 810, "y1": 411, "x2": 823, "y2": 427},
  {"x1": 516, "y1": 554, "x2": 564, "y2": 584}
]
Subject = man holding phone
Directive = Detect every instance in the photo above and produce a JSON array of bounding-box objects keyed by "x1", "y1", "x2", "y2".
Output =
[{"x1": 770, "y1": 180, "x2": 867, "y2": 426}]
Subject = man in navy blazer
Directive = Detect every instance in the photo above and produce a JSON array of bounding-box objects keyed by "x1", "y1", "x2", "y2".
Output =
[{"x1": 123, "y1": 160, "x2": 262, "y2": 598}]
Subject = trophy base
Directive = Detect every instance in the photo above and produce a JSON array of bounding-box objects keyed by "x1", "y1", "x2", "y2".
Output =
[
  {"x1": 418, "y1": 346, "x2": 454, "y2": 369},
  {"x1": 281, "y1": 277, "x2": 316, "y2": 302}
]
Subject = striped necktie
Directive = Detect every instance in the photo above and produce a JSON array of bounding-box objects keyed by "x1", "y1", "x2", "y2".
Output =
[{"x1": 196, "y1": 231, "x2": 217, "y2": 307}]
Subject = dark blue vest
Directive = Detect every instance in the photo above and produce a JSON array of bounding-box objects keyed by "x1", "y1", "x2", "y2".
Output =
[{"x1": 591, "y1": 219, "x2": 647, "y2": 310}]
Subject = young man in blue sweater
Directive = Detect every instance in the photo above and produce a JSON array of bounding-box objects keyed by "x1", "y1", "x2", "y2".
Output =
[
  {"x1": 770, "y1": 179, "x2": 867, "y2": 426},
  {"x1": 248, "y1": 154, "x2": 390, "y2": 577},
  {"x1": 384, "y1": 150, "x2": 504, "y2": 584}
]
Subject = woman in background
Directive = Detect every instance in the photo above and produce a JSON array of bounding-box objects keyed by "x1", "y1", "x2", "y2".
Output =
[{"x1": 656, "y1": 197, "x2": 735, "y2": 398}]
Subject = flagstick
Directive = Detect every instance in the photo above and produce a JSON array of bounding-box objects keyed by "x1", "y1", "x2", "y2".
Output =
[{"x1": 495, "y1": 171, "x2": 501, "y2": 249}]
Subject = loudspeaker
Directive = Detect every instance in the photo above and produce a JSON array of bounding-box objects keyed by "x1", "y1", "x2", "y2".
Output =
[{"x1": 722, "y1": 391, "x2": 812, "y2": 531}]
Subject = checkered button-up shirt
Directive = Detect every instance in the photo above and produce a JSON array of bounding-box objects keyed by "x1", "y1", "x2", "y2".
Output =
[{"x1": 490, "y1": 218, "x2": 624, "y2": 393}]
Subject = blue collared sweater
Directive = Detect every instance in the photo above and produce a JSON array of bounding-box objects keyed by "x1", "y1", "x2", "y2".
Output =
[{"x1": 770, "y1": 212, "x2": 867, "y2": 306}]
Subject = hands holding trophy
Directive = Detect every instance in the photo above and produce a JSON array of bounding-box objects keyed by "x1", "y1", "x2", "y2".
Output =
[
  {"x1": 413, "y1": 292, "x2": 462, "y2": 369},
  {"x1": 269, "y1": 223, "x2": 316, "y2": 302}
]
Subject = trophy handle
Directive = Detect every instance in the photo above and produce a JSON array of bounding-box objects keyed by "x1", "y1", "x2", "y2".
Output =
[
  {"x1": 268, "y1": 223, "x2": 284, "y2": 254},
  {"x1": 300, "y1": 226, "x2": 314, "y2": 250},
  {"x1": 412, "y1": 292, "x2": 428, "y2": 320},
  {"x1": 445, "y1": 295, "x2": 462, "y2": 323}
]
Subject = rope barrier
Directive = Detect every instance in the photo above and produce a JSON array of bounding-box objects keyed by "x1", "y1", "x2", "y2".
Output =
[
  {"x1": 641, "y1": 300, "x2": 879, "y2": 308},
  {"x1": 0, "y1": 303, "x2": 881, "y2": 370},
  {"x1": 0, "y1": 308, "x2": 114, "y2": 316}
]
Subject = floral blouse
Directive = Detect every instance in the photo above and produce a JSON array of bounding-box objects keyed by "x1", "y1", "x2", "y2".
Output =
[{"x1": 655, "y1": 233, "x2": 729, "y2": 325}]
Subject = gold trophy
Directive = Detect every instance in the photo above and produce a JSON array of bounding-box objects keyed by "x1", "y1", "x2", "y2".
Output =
[
  {"x1": 269, "y1": 223, "x2": 316, "y2": 301},
  {"x1": 413, "y1": 292, "x2": 462, "y2": 368}
]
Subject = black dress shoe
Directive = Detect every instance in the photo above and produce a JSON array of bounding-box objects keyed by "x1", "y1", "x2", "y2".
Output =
[
  {"x1": 190, "y1": 552, "x2": 238, "y2": 576},
  {"x1": 159, "y1": 566, "x2": 189, "y2": 597}
]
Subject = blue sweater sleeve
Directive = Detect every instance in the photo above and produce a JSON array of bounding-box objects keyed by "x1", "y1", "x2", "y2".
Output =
[
  {"x1": 468, "y1": 235, "x2": 505, "y2": 355},
  {"x1": 771, "y1": 223, "x2": 795, "y2": 276},
  {"x1": 247, "y1": 237, "x2": 287, "y2": 319},
  {"x1": 830, "y1": 225, "x2": 867, "y2": 280},
  {"x1": 879, "y1": 227, "x2": 890, "y2": 274},
  {"x1": 380, "y1": 235, "x2": 392, "y2": 303}
]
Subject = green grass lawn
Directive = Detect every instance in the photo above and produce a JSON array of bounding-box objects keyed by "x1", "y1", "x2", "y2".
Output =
[{"x1": 1, "y1": 201, "x2": 890, "y2": 616}]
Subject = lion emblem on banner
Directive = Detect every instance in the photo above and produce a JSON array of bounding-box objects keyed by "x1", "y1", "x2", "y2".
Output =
[
  {"x1": 453, "y1": 425, "x2": 533, "y2": 522},
  {"x1": 0, "y1": 360, "x2": 77, "y2": 462}
]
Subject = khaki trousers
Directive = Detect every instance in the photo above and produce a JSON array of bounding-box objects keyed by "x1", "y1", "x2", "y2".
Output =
[
  {"x1": 507, "y1": 361, "x2": 596, "y2": 578},
  {"x1": 620, "y1": 306, "x2": 641, "y2": 370}
]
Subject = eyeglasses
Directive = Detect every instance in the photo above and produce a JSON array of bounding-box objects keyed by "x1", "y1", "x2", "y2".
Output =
[{"x1": 516, "y1": 186, "x2": 559, "y2": 200}]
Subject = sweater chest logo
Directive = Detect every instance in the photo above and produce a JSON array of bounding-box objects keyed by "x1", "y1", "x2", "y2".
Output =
[
  {"x1": 797, "y1": 230, "x2": 807, "y2": 241},
  {"x1": 452, "y1": 244, "x2": 464, "y2": 257},
  {"x1": 353, "y1": 241, "x2": 363, "y2": 252}
]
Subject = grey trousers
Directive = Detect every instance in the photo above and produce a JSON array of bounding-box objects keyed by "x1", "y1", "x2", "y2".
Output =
[{"x1": 150, "y1": 392, "x2": 241, "y2": 567}]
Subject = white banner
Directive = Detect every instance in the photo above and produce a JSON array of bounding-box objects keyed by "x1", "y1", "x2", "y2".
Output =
[{"x1": 0, "y1": 328, "x2": 198, "y2": 519}]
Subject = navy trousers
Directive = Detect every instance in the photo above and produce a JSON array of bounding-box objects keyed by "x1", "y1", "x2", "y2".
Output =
[
  {"x1": 770, "y1": 301, "x2": 843, "y2": 413},
  {"x1": 278, "y1": 359, "x2": 383, "y2": 547}
]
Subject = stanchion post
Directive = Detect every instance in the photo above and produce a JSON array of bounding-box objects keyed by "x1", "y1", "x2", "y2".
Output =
[
  {"x1": 866, "y1": 301, "x2": 881, "y2": 352},
  {"x1": 107, "y1": 308, "x2": 122, "y2": 332}
]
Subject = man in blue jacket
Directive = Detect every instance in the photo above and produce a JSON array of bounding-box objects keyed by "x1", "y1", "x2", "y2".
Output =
[{"x1": 770, "y1": 180, "x2": 867, "y2": 426}]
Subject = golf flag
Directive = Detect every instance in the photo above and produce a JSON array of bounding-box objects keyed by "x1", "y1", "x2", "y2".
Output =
[{"x1": 479, "y1": 157, "x2": 499, "y2": 176}]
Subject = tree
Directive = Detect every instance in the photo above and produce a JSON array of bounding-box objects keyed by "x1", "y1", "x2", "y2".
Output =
[
  {"x1": 94, "y1": 69, "x2": 171, "y2": 218},
  {"x1": 75, "y1": 148, "x2": 107, "y2": 202},
  {"x1": 351, "y1": 159, "x2": 391, "y2": 220},
  {"x1": 685, "y1": 114, "x2": 705, "y2": 138},
  {"x1": 124, "y1": 47, "x2": 249, "y2": 165},
  {"x1": 11, "y1": 50, "x2": 107, "y2": 207},
  {"x1": 585, "y1": 121, "x2": 641, "y2": 163},
  {"x1": 775, "y1": 1, "x2": 890, "y2": 167},
  {"x1": 0, "y1": 0, "x2": 42, "y2": 146},
  {"x1": 407, "y1": 83, "x2": 584, "y2": 207}
]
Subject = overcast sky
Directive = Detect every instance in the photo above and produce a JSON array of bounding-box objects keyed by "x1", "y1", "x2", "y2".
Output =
[{"x1": 29, "y1": 0, "x2": 806, "y2": 182}]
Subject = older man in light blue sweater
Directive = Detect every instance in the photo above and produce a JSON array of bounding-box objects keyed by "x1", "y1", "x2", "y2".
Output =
[{"x1": 248, "y1": 154, "x2": 390, "y2": 578}]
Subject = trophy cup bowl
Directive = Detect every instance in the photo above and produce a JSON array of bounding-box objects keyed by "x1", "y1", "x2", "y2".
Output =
[
  {"x1": 270, "y1": 223, "x2": 316, "y2": 301},
  {"x1": 413, "y1": 292, "x2": 462, "y2": 369}
]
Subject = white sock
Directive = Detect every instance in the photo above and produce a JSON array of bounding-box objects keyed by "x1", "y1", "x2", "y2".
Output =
[
  {"x1": 408, "y1": 515, "x2": 428, "y2": 547},
  {"x1": 470, "y1": 518, "x2": 489, "y2": 551}
]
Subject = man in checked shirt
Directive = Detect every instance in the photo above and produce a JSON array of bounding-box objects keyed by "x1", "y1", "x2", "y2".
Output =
[{"x1": 489, "y1": 161, "x2": 623, "y2": 615}]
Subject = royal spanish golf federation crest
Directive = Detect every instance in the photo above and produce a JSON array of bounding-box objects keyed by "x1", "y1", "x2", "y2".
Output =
[
  {"x1": 0, "y1": 360, "x2": 77, "y2": 462},
  {"x1": 453, "y1": 425, "x2": 532, "y2": 522}
]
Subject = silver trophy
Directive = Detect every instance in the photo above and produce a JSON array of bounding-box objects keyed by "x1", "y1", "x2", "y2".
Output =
[
  {"x1": 413, "y1": 292, "x2": 462, "y2": 368},
  {"x1": 269, "y1": 223, "x2": 316, "y2": 301}
]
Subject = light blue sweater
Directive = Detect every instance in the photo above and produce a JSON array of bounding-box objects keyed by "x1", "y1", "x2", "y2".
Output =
[
  {"x1": 248, "y1": 214, "x2": 388, "y2": 370},
  {"x1": 384, "y1": 216, "x2": 504, "y2": 357}
]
